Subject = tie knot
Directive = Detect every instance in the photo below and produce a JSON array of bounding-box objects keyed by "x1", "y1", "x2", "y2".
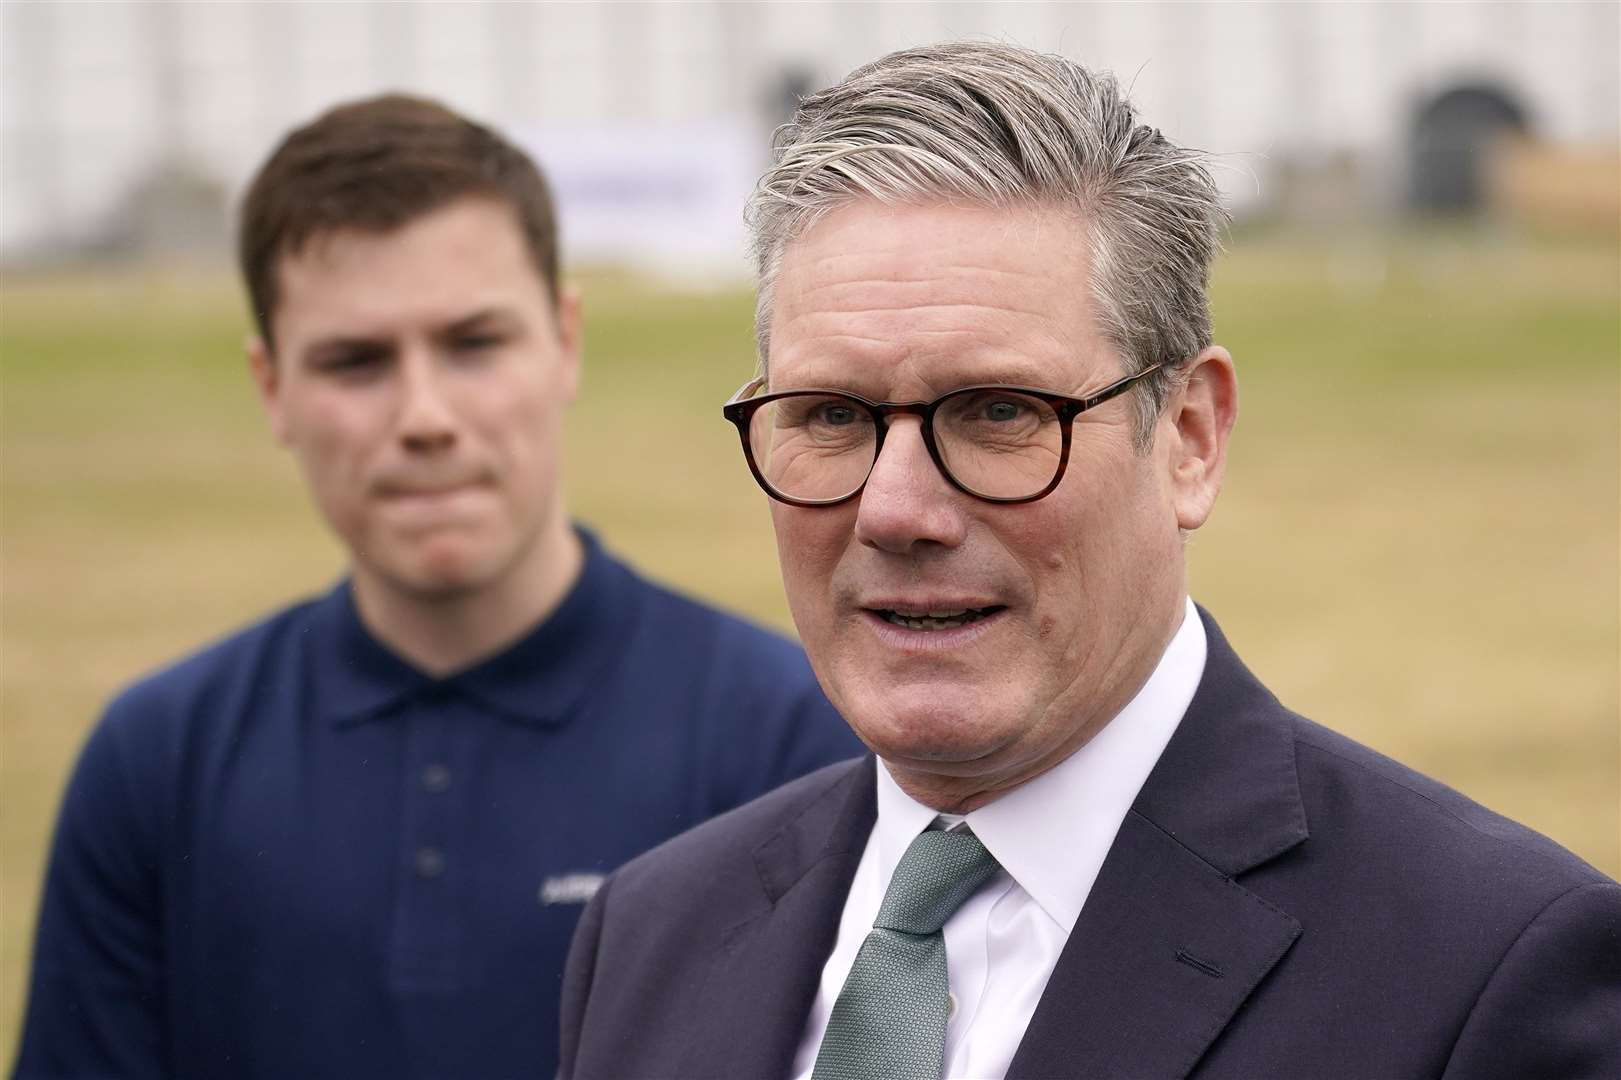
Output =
[{"x1": 873, "y1": 827, "x2": 1001, "y2": 936}]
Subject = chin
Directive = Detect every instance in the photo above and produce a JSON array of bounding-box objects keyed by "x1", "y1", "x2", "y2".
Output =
[
  {"x1": 842, "y1": 693, "x2": 1015, "y2": 769},
  {"x1": 386, "y1": 545, "x2": 508, "y2": 598}
]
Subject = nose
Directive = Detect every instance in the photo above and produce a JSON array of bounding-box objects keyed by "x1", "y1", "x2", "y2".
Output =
[
  {"x1": 853, "y1": 417, "x2": 968, "y2": 554},
  {"x1": 396, "y1": 349, "x2": 458, "y2": 454}
]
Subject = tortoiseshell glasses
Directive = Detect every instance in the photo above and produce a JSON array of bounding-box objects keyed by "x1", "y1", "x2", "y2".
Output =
[{"x1": 721, "y1": 362, "x2": 1164, "y2": 508}]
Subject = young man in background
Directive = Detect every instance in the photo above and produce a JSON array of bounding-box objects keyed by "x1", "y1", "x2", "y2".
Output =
[{"x1": 15, "y1": 94, "x2": 860, "y2": 1080}]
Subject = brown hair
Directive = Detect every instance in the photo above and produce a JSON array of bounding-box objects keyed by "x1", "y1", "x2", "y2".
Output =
[{"x1": 238, "y1": 94, "x2": 561, "y2": 348}]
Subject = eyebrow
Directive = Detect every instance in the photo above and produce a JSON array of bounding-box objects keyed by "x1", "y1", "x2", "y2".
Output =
[
  {"x1": 440, "y1": 307, "x2": 518, "y2": 335},
  {"x1": 431, "y1": 306, "x2": 528, "y2": 349},
  {"x1": 298, "y1": 307, "x2": 522, "y2": 362},
  {"x1": 776, "y1": 365, "x2": 1072, "y2": 400},
  {"x1": 300, "y1": 335, "x2": 391, "y2": 366}
]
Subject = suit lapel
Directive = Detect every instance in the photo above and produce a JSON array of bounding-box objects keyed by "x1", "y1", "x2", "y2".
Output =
[
  {"x1": 676, "y1": 613, "x2": 1306, "y2": 1078},
  {"x1": 1008, "y1": 810, "x2": 1301, "y2": 1078},
  {"x1": 1010, "y1": 610, "x2": 1309, "y2": 1079},
  {"x1": 676, "y1": 757, "x2": 878, "y2": 1078}
]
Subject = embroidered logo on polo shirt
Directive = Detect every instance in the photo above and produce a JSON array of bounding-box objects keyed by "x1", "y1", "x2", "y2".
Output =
[{"x1": 538, "y1": 872, "x2": 605, "y2": 905}]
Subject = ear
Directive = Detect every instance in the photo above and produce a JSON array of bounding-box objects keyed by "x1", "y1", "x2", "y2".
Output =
[
  {"x1": 1163, "y1": 345, "x2": 1238, "y2": 531},
  {"x1": 552, "y1": 284, "x2": 583, "y2": 403},
  {"x1": 247, "y1": 337, "x2": 292, "y2": 445}
]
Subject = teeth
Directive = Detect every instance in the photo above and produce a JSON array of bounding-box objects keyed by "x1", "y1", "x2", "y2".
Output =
[{"x1": 881, "y1": 608, "x2": 989, "y2": 631}]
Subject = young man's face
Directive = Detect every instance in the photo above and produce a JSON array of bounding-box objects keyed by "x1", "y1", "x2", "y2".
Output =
[{"x1": 251, "y1": 197, "x2": 581, "y2": 602}]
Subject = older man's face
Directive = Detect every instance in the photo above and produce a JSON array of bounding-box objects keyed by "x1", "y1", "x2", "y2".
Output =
[{"x1": 766, "y1": 201, "x2": 1220, "y2": 810}]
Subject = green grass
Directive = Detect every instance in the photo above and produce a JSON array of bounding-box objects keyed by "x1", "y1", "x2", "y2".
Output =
[{"x1": 3, "y1": 229, "x2": 1618, "y2": 1059}]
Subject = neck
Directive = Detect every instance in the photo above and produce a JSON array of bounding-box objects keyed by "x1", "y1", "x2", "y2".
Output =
[{"x1": 351, "y1": 522, "x2": 584, "y2": 677}]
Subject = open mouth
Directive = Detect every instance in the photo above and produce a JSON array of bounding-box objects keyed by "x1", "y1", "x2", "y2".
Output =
[
  {"x1": 392, "y1": 487, "x2": 464, "y2": 499},
  {"x1": 874, "y1": 606, "x2": 1005, "y2": 631}
]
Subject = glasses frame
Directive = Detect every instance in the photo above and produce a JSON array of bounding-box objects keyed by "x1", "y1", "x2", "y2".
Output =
[{"x1": 721, "y1": 361, "x2": 1166, "y2": 508}]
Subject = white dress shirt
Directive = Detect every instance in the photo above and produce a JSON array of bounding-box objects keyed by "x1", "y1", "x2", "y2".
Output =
[{"x1": 790, "y1": 598, "x2": 1208, "y2": 1080}]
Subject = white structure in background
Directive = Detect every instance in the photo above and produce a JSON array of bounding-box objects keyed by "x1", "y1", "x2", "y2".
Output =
[{"x1": 1, "y1": 0, "x2": 1616, "y2": 274}]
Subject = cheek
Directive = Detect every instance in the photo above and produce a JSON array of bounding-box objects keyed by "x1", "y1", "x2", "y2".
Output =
[
  {"x1": 997, "y1": 497, "x2": 1077, "y2": 573},
  {"x1": 999, "y1": 493, "x2": 1111, "y2": 643},
  {"x1": 484, "y1": 376, "x2": 564, "y2": 471},
  {"x1": 770, "y1": 507, "x2": 849, "y2": 605},
  {"x1": 290, "y1": 400, "x2": 377, "y2": 487}
]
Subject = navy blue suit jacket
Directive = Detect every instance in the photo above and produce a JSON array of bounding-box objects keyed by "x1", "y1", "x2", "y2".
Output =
[{"x1": 560, "y1": 611, "x2": 1620, "y2": 1079}]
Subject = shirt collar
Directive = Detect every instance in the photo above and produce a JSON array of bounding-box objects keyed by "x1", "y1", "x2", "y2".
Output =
[
  {"x1": 309, "y1": 527, "x2": 641, "y2": 727},
  {"x1": 873, "y1": 596, "x2": 1207, "y2": 933}
]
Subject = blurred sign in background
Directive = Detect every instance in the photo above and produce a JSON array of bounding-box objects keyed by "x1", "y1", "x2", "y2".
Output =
[
  {"x1": 3, "y1": 0, "x2": 1619, "y2": 270},
  {"x1": 2, "y1": 0, "x2": 1618, "y2": 1058}
]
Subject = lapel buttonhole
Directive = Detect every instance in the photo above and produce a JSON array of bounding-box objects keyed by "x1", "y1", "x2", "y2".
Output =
[{"x1": 1174, "y1": 948, "x2": 1225, "y2": 978}]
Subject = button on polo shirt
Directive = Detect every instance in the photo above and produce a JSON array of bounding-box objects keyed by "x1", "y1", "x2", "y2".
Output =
[{"x1": 315, "y1": 537, "x2": 646, "y2": 1002}]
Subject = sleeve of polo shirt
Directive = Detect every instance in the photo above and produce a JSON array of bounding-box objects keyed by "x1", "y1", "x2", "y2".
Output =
[{"x1": 13, "y1": 696, "x2": 168, "y2": 1079}]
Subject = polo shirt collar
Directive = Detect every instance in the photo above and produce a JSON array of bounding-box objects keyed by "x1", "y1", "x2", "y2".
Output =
[{"x1": 310, "y1": 527, "x2": 639, "y2": 728}]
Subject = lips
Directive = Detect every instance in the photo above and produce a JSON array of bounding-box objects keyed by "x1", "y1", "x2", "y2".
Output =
[
  {"x1": 386, "y1": 484, "x2": 472, "y2": 499},
  {"x1": 374, "y1": 472, "x2": 488, "y2": 499},
  {"x1": 373, "y1": 476, "x2": 492, "y2": 524}
]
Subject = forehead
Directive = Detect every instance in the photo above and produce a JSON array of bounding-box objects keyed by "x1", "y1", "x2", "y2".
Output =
[
  {"x1": 768, "y1": 201, "x2": 1115, "y2": 395},
  {"x1": 270, "y1": 198, "x2": 548, "y2": 340}
]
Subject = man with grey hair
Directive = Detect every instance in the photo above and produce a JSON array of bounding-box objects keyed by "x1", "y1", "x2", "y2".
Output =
[{"x1": 559, "y1": 41, "x2": 1619, "y2": 1080}]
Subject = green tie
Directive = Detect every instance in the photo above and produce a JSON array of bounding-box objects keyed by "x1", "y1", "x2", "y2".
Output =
[{"x1": 811, "y1": 826, "x2": 1002, "y2": 1080}]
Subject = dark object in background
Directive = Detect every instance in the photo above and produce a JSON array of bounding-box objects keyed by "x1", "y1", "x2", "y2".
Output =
[{"x1": 1409, "y1": 82, "x2": 1530, "y2": 214}]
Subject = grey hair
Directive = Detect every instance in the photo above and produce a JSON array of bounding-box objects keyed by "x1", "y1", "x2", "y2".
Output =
[{"x1": 745, "y1": 40, "x2": 1225, "y2": 446}]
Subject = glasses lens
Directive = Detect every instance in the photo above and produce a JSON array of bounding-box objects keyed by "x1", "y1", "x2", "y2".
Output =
[
  {"x1": 748, "y1": 393, "x2": 877, "y2": 503},
  {"x1": 934, "y1": 389, "x2": 1063, "y2": 499}
]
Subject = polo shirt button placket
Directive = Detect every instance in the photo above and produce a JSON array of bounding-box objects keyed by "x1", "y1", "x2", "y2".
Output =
[{"x1": 390, "y1": 693, "x2": 462, "y2": 992}]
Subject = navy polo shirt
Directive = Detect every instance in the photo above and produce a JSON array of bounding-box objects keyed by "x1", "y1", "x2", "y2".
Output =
[{"x1": 15, "y1": 531, "x2": 862, "y2": 1080}]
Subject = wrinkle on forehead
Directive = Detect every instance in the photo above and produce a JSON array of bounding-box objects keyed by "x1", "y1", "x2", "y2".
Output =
[
  {"x1": 780, "y1": 252, "x2": 1068, "y2": 314},
  {"x1": 768, "y1": 201, "x2": 1109, "y2": 398},
  {"x1": 771, "y1": 291, "x2": 1098, "y2": 399},
  {"x1": 776, "y1": 202, "x2": 1080, "y2": 294}
]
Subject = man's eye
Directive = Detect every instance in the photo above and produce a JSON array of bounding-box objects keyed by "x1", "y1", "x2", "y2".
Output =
[
  {"x1": 940, "y1": 391, "x2": 1050, "y2": 437},
  {"x1": 454, "y1": 334, "x2": 503, "y2": 352},
  {"x1": 817, "y1": 404, "x2": 860, "y2": 426},
  {"x1": 316, "y1": 351, "x2": 387, "y2": 374},
  {"x1": 983, "y1": 400, "x2": 1024, "y2": 422},
  {"x1": 956, "y1": 396, "x2": 1030, "y2": 423}
]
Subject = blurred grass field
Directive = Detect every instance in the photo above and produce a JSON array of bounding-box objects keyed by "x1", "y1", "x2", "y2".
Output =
[{"x1": 2, "y1": 228, "x2": 1618, "y2": 1056}]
